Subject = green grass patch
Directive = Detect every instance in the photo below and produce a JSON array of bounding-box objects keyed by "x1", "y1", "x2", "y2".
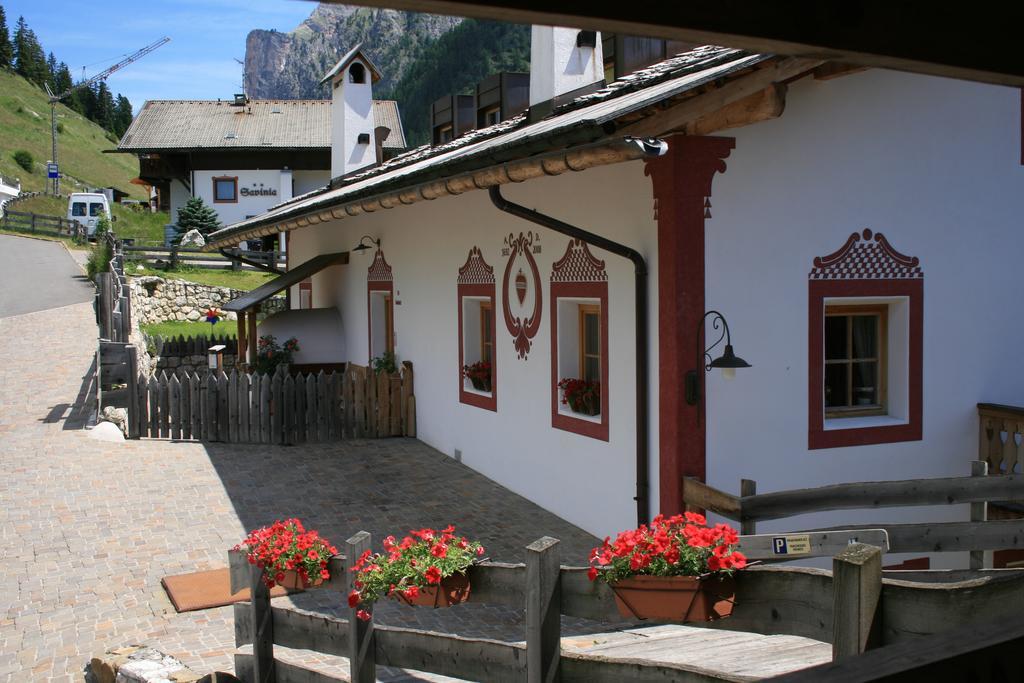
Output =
[
  {"x1": 0, "y1": 71, "x2": 147, "y2": 198},
  {"x1": 142, "y1": 319, "x2": 238, "y2": 340},
  {"x1": 129, "y1": 264, "x2": 276, "y2": 291}
]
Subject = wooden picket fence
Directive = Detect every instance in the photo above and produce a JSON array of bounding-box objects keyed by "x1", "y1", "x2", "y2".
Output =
[
  {"x1": 127, "y1": 361, "x2": 416, "y2": 443},
  {"x1": 153, "y1": 333, "x2": 238, "y2": 357}
]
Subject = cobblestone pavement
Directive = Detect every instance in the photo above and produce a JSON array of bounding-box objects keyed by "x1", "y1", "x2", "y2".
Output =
[{"x1": 0, "y1": 299, "x2": 613, "y2": 682}]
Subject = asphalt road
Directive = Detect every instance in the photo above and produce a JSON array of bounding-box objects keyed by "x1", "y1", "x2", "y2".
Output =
[{"x1": 0, "y1": 235, "x2": 95, "y2": 318}]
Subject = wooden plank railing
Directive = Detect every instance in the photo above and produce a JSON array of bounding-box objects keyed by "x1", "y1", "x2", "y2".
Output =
[
  {"x1": 227, "y1": 531, "x2": 1024, "y2": 683},
  {"x1": 123, "y1": 244, "x2": 284, "y2": 271},
  {"x1": 1, "y1": 209, "x2": 85, "y2": 240},
  {"x1": 127, "y1": 362, "x2": 415, "y2": 443},
  {"x1": 153, "y1": 333, "x2": 238, "y2": 357},
  {"x1": 681, "y1": 463, "x2": 1024, "y2": 564},
  {"x1": 96, "y1": 235, "x2": 133, "y2": 413},
  {"x1": 978, "y1": 403, "x2": 1024, "y2": 475}
]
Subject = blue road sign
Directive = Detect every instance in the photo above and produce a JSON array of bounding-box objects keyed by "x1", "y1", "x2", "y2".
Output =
[{"x1": 47, "y1": 163, "x2": 59, "y2": 179}]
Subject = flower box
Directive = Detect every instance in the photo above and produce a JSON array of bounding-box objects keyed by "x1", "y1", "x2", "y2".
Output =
[
  {"x1": 396, "y1": 572, "x2": 471, "y2": 608},
  {"x1": 558, "y1": 377, "x2": 600, "y2": 416},
  {"x1": 463, "y1": 361, "x2": 492, "y2": 393},
  {"x1": 233, "y1": 518, "x2": 337, "y2": 590},
  {"x1": 610, "y1": 574, "x2": 736, "y2": 622},
  {"x1": 469, "y1": 376, "x2": 492, "y2": 392}
]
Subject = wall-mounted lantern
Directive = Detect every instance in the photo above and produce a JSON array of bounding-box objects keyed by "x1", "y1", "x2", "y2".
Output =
[
  {"x1": 684, "y1": 311, "x2": 750, "y2": 416},
  {"x1": 208, "y1": 344, "x2": 226, "y2": 372},
  {"x1": 352, "y1": 235, "x2": 381, "y2": 255}
]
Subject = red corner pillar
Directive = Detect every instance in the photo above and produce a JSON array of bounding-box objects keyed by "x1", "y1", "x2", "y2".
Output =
[{"x1": 645, "y1": 135, "x2": 734, "y2": 515}]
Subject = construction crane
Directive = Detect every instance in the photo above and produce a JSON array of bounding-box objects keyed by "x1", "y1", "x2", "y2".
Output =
[{"x1": 44, "y1": 36, "x2": 170, "y2": 194}]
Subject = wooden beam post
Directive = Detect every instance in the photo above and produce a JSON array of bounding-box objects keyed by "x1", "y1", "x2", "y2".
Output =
[
  {"x1": 970, "y1": 460, "x2": 990, "y2": 570},
  {"x1": 526, "y1": 536, "x2": 561, "y2": 683},
  {"x1": 237, "y1": 310, "x2": 248, "y2": 368},
  {"x1": 832, "y1": 543, "x2": 882, "y2": 660},
  {"x1": 248, "y1": 304, "x2": 259, "y2": 368},
  {"x1": 346, "y1": 531, "x2": 374, "y2": 683},
  {"x1": 248, "y1": 563, "x2": 276, "y2": 683},
  {"x1": 740, "y1": 479, "x2": 757, "y2": 535}
]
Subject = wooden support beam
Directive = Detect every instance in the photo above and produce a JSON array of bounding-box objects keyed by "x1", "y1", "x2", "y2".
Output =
[
  {"x1": 237, "y1": 310, "x2": 247, "y2": 369},
  {"x1": 677, "y1": 82, "x2": 786, "y2": 136},
  {"x1": 740, "y1": 479, "x2": 757, "y2": 536},
  {"x1": 681, "y1": 477, "x2": 742, "y2": 520},
  {"x1": 247, "y1": 304, "x2": 259, "y2": 368},
  {"x1": 832, "y1": 543, "x2": 882, "y2": 661},
  {"x1": 813, "y1": 62, "x2": 870, "y2": 81},
  {"x1": 617, "y1": 57, "x2": 821, "y2": 138},
  {"x1": 346, "y1": 531, "x2": 374, "y2": 683},
  {"x1": 526, "y1": 537, "x2": 561, "y2": 683},
  {"x1": 249, "y1": 563, "x2": 276, "y2": 683}
]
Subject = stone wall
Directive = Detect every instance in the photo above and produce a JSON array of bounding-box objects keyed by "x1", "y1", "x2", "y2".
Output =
[
  {"x1": 130, "y1": 275, "x2": 285, "y2": 326},
  {"x1": 155, "y1": 351, "x2": 239, "y2": 376}
]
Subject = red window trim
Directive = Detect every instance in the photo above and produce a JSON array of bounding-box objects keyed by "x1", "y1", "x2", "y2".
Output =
[
  {"x1": 550, "y1": 281, "x2": 609, "y2": 441},
  {"x1": 808, "y1": 278, "x2": 923, "y2": 450},
  {"x1": 458, "y1": 283, "x2": 497, "y2": 411},
  {"x1": 212, "y1": 175, "x2": 238, "y2": 204}
]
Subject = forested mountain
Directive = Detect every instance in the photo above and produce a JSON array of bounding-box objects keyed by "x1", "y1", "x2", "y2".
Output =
[
  {"x1": 244, "y1": 3, "x2": 531, "y2": 147},
  {"x1": 0, "y1": 4, "x2": 134, "y2": 137}
]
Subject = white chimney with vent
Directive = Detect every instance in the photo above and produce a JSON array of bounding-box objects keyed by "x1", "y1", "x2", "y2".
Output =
[
  {"x1": 321, "y1": 44, "x2": 381, "y2": 179},
  {"x1": 529, "y1": 26, "x2": 603, "y2": 106}
]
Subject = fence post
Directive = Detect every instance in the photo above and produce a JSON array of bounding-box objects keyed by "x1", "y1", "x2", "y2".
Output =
[
  {"x1": 740, "y1": 479, "x2": 757, "y2": 535},
  {"x1": 832, "y1": 542, "x2": 882, "y2": 660},
  {"x1": 248, "y1": 563, "x2": 276, "y2": 683},
  {"x1": 30, "y1": 213, "x2": 36, "y2": 232},
  {"x1": 127, "y1": 346, "x2": 139, "y2": 439},
  {"x1": 971, "y1": 460, "x2": 990, "y2": 570},
  {"x1": 99, "y1": 272, "x2": 114, "y2": 339},
  {"x1": 527, "y1": 536, "x2": 561, "y2": 683},
  {"x1": 345, "y1": 531, "x2": 375, "y2": 683}
]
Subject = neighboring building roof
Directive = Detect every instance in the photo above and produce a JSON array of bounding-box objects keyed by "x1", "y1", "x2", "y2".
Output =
[
  {"x1": 209, "y1": 46, "x2": 773, "y2": 247},
  {"x1": 320, "y1": 43, "x2": 382, "y2": 86},
  {"x1": 117, "y1": 99, "x2": 405, "y2": 152}
]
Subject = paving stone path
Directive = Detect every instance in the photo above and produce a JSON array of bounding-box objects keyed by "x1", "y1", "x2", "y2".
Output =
[{"x1": 0, "y1": 281, "x2": 609, "y2": 681}]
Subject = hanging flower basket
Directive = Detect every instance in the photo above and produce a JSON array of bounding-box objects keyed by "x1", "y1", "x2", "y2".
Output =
[
  {"x1": 348, "y1": 525, "x2": 485, "y2": 620},
  {"x1": 233, "y1": 518, "x2": 337, "y2": 590},
  {"x1": 610, "y1": 574, "x2": 736, "y2": 622},
  {"x1": 589, "y1": 513, "x2": 746, "y2": 624},
  {"x1": 395, "y1": 572, "x2": 471, "y2": 608}
]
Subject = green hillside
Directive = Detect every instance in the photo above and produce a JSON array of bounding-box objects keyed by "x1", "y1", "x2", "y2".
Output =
[{"x1": 0, "y1": 69, "x2": 145, "y2": 198}]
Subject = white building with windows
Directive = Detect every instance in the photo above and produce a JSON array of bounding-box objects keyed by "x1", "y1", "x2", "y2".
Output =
[
  {"x1": 208, "y1": 32, "x2": 1024, "y2": 569},
  {"x1": 117, "y1": 96, "x2": 406, "y2": 245}
]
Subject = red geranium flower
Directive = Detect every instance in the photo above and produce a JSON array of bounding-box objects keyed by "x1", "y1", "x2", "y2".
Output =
[{"x1": 425, "y1": 566, "x2": 442, "y2": 585}]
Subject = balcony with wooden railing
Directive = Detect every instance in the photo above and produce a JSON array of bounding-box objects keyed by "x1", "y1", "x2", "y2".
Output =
[{"x1": 978, "y1": 403, "x2": 1024, "y2": 475}]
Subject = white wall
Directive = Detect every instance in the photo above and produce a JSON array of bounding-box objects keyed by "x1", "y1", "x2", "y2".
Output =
[
  {"x1": 193, "y1": 169, "x2": 289, "y2": 227},
  {"x1": 294, "y1": 170, "x2": 331, "y2": 197},
  {"x1": 529, "y1": 26, "x2": 603, "y2": 105},
  {"x1": 169, "y1": 178, "x2": 191, "y2": 224},
  {"x1": 705, "y1": 70, "x2": 1024, "y2": 566},
  {"x1": 288, "y1": 162, "x2": 660, "y2": 540}
]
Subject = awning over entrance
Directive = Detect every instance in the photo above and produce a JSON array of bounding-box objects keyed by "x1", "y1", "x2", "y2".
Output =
[
  {"x1": 224, "y1": 251, "x2": 349, "y2": 367},
  {"x1": 223, "y1": 252, "x2": 349, "y2": 313}
]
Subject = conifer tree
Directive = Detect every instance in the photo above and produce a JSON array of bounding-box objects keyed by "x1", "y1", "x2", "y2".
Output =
[
  {"x1": 175, "y1": 196, "x2": 221, "y2": 241},
  {"x1": 0, "y1": 6, "x2": 13, "y2": 71}
]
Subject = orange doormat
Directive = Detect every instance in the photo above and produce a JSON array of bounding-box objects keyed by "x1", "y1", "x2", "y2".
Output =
[{"x1": 161, "y1": 568, "x2": 299, "y2": 613}]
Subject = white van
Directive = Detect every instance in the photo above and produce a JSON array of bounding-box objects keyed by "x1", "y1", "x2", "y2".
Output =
[{"x1": 68, "y1": 193, "x2": 112, "y2": 237}]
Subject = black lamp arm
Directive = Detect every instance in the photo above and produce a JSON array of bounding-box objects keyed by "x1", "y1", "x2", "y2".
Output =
[{"x1": 685, "y1": 310, "x2": 732, "y2": 411}]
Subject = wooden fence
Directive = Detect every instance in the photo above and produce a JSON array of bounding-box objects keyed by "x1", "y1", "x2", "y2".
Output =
[
  {"x1": 227, "y1": 530, "x2": 1024, "y2": 683},
  {"x1": 127, "y1": 361, "x2": 416, "y2": 443},
  {"x1": 1, "y1": 209, "x2": 85, "y2": 240},
  {"x1": 97, "y1": 235, "x2": 133, "y2": 412},
  {"x1": 123, "y1": 244, "x2": 283, "y2": 271},
  {"x1": 682, "y1": 461, "x2": 1024, "y2": 569},
  {"x1": 153, "y1": 333, "x2": 238, "y2": 357}
]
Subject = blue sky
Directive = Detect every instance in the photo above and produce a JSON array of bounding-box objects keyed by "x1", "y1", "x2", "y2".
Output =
[{"x1": 2, "y1": 0, "x2": 315, "y2": 111}]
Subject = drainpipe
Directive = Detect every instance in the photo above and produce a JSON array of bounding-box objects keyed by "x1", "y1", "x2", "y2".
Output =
[{"x1": 487, "y1": 137, "x2": 666, "y2": 526}]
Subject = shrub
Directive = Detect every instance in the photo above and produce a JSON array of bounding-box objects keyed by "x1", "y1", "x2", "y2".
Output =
[
  {"x1": 253, "y1": 334, "x2": 299, "y2": 375},
  {"x1": 371, "y1": 350, "x2": 398, "y2": 374},
  {"x1": 85, "y1": 241, "x2": 112, "y2": 281},
  {"x1": 56, "y1": 122, "x2": 64, "y2": 134},
  {"x1": 93, "y1": 215, "x2": 111, "y2": 240},
  {"x1": 12, "y1": 150, "x2": 32, "y2": 173}
]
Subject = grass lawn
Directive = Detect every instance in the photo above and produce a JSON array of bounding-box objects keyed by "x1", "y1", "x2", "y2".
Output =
[
  {"x1": 129, "y1": 264, "x2": 276, "y2": 291},
  {"x1": 142, "y1": 319, "x2": 238, "y2": 340}
]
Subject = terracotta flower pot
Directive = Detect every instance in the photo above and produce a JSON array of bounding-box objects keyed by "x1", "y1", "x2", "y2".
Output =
[
  {"x1": 396, "y1": 573, "x2": 471, "y2": 608},
  {"x1": 275, "y1": 568, "x2": 324, "y2": 590},
  {"x1": 610, "y1": 574, "x2": 736, "y2": 622}
]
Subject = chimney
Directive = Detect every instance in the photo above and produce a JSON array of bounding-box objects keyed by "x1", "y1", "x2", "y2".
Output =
[
  {"x1": 529, "y1": 26, "x2": 603, "y2": 108},
  {"x1": 321, "y1": 44, "x2": 381, "y2": 179}
]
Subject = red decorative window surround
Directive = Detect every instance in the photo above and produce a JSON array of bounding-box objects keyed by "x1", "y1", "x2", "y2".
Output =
[
  {"x1": 550, "y1": 239, "x2": 609, "y2": 441},
  {"x1": 458, "y1": 247, "x2": 497, "y2": 411},
  {"x1": 367, "y1": 249, "x2": 394, "y2": 359},
  {"x1": 808, "y1": 229, "x2": 923, "y2": 450}
]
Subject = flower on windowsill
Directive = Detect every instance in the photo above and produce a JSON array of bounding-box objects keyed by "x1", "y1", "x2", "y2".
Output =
[
  {"x1": 587, "y1": 513, "x2": 747, "y2": 584},
  {"x1": 557, "y1": 377, "x2": 600, "y2": 415},
  {"x1": 232, "y1": 518, "x2": 337, "y2": 590},
  {"x1": 347, "y1": 525, "x2": 484, "y2": 617},
  {"x1": 462, "y1": 361, "x2": 492, "y2": 391}
]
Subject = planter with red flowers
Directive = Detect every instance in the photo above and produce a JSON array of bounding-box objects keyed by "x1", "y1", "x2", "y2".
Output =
[
  {"x1": 462, "y1": 361, "x2": 492, "y2": 393},
  {"x1": 233, "y1": 518, "x2": 338, "y2": 590},
  {"x1": 348, "y1": 525, "x2": 485, "y2": 620},
  {"x1": 557, "y1": 377, "x2": 600, "y2": 416},
  {"x1": 588, "y1": 513, "x2": 747, "y2": 622}
]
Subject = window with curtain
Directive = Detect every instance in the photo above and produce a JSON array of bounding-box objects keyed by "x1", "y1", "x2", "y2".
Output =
[{"x1": 824, "y1": 305, "x2": 887, "y2": 417}]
